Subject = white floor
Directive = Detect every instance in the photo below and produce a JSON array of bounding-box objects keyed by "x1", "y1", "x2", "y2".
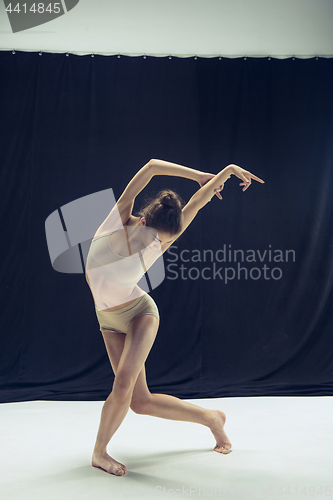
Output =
[{"x1": 1, "y1": 396, "x2": 332, "y2": 500}]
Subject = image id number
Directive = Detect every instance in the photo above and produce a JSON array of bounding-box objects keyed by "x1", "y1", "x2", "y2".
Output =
[{"x1": 6, "y1": 3, "x2": 61, "y2": 14}]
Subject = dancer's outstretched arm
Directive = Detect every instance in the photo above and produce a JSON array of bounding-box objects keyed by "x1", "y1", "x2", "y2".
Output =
[
  {"x1": 99, "y1": 159, "x2": 263, "y2": 239},
  {"x1": 190, "y1": 163, "x2": 265, "y2": 209},
  {"x1": 156, "y1": 163, "x2": 264, "y2": 253}
]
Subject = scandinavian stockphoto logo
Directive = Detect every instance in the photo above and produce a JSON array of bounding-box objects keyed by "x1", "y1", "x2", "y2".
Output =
[
  {"x1": 45, "y1": 188, "x2": 166, "y2": 297},
  {"x1": 165, "y1": 244, "x2": 296, "y2": 283},
  {"x1": 3, "y1": 0, "x2": 80, "y2": 33}
]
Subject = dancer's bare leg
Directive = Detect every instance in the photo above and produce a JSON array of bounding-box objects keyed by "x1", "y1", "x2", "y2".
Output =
[
  {"x1": 140, "y1": 394, "x2": 232, "y2": 454},
  {"x1": 92, "y1": 315, "x2": 159, "y2": 475}
]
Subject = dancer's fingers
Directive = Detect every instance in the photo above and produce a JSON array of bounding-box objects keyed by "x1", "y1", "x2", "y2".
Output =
[
  {"x1": 239, "y1": 178, "x2": 252, "y2": 191},
  {"x1": 249, "y1": 173, "x2": 265, "y2": 183}
]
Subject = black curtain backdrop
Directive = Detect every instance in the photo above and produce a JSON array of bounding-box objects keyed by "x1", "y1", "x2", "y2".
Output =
[{"x1": 1, "y1": 51, "x2": 333, "y2": 403}]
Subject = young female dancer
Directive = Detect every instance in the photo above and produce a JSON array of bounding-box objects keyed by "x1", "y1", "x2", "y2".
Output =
[{"x1": 85, "y1": 159, "x2": 264, "y2": 476}]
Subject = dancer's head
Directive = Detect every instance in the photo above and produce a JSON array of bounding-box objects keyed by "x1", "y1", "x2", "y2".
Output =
[{"x1": 135, "y1": 189, "x2": 184, "y2": 244}]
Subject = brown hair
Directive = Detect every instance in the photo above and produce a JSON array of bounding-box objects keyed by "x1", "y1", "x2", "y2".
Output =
[{"x1": 135, "y1": 189, "x2": 185, "y2": 236}]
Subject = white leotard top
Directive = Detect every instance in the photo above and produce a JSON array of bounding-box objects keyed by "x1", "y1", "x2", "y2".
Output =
[{"x1": 85, "y1": 210, "x2": 163, "y2": 310}]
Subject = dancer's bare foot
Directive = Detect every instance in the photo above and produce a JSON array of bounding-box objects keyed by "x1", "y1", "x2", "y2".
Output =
[
  {"x1": 92, "y1": 451, "x2": 128, "y2": 475},
  {"x1": 209, "y1": 410, "x2": 232, "y2": 454}
]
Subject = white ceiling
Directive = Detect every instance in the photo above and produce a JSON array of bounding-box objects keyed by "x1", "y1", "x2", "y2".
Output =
[{"x1": 0, "y1": 0, "x2": 332, "y2": 58}]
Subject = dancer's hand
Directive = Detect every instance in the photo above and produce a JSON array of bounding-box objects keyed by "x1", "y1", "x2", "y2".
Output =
[
  {"x1": 198, "y1": 172, "x2": 228, "y2": 199},
  {"x1": 229, "y1": 164, "x2": 265, "y2": 192}
]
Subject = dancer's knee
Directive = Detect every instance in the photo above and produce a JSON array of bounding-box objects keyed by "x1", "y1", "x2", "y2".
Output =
[{"x1": 112, "y1": 372, "x2": 136, "y2": 403}]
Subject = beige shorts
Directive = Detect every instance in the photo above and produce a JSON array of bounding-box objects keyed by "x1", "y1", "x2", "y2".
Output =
[{"x1": 94, "y1": 293, "x2": 160, "y2": 334}]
